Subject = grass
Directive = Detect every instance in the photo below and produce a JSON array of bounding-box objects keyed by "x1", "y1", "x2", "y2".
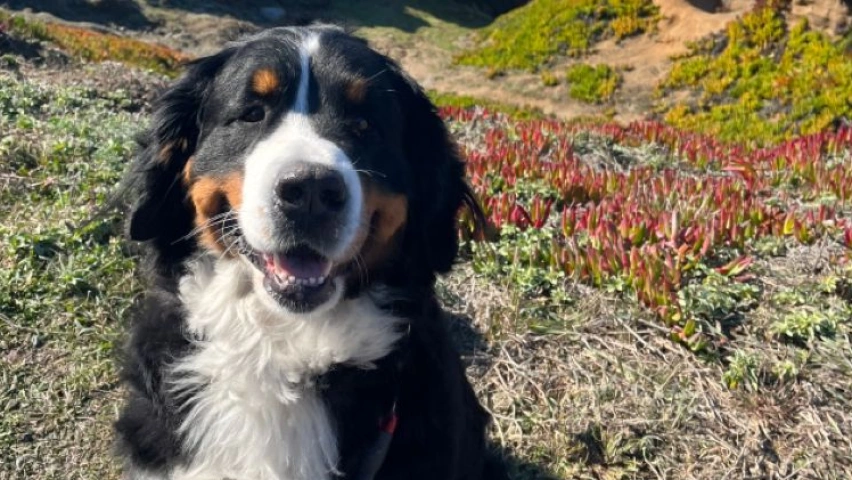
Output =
[
  {"x1": 454, "y1": 0, "x2": 658, "y2": 73},
  {"x1": 3, "y1": 9, "x2": 852, "y2": 480},
  {"x1": 0, "y1": 69, "x2": 143, "y2": 478},
  {"x1": 658, "y1": 5, "x2": 852, "y2": 145}
]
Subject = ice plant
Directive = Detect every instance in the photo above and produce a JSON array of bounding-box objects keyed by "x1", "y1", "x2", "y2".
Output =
[{"x1": 443, "y1": 106, "x2": 852, "y2": 348}]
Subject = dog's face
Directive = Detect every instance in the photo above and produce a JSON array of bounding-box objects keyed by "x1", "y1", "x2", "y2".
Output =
[{"x1": 127, "y1": 26, "x2": 476, "y2": 314}]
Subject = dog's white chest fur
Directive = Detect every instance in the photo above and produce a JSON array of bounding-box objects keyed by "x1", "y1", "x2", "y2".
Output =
[{"x1": 169, "y1": 259, "x2": 402, "y2": 480}]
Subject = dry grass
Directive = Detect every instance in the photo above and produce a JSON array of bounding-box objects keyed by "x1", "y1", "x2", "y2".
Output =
[{"x1": 441, "y1": 253, "x2": 852, "y2": 479}]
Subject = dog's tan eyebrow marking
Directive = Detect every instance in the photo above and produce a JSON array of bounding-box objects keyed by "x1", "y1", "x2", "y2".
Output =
[
  {"x1": 251, "y1": 68, "x2": 280, "y2": 96},
  {"x1": 345, "y1": 77, "x2": 368, "y2": 104}
]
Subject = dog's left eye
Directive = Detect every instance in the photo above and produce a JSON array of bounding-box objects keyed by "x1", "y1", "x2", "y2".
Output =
[{"x1": 239, "y1": 106, "x2": 266, "y2": 123}]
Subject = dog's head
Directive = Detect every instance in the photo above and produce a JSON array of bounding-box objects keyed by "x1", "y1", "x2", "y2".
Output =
[{"x1": 126, "y1": 26, "x2": 480, "y2": 314}]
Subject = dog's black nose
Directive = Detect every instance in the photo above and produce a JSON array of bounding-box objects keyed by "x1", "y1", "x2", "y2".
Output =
[{"x1": 275, "y1": 163, "x2": 348, "y2": 216}]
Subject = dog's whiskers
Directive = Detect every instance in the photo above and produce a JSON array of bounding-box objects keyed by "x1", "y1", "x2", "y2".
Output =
[
  {"x1": 363, "y1": 68, "x2": 387, "y2": 86},
  {"x1": 175, "y1": 211, "x2": 237, "y2": 244},
  {"x1": 216, "y1": 226, "x2": 244, "y2": 260},
  {"x1": 353, "y1": 168, "x2": 386, "y2": 179},
  {"x1": 354, "y1": 253, "x2": 369, "y2": 286}
]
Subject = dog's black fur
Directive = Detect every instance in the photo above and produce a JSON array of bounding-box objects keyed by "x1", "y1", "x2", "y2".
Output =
[{"x1": 114, "y1": 26, "x2": 505, "y2": 480}]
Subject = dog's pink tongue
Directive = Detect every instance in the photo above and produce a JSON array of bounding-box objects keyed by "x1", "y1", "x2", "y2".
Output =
[{"x1": 266, "y1": 252, "x2": 332, "y2": 280}]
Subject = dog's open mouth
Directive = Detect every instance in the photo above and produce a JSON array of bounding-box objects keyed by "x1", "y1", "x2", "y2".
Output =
[
  {"x1": 242, "y1": 242, "x2": 338, "y2": 313},
  {"x1": 262, "y1": 246, "x2": 333, "y2": 288}
]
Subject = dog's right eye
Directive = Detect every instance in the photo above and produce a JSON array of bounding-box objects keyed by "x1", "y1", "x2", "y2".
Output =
[{"x1": 239, "y1": 105, "x2": 266, "y2": 123}]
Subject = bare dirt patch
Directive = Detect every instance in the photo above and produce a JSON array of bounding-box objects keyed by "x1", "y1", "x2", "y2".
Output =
[{"x1": 789, "y1": 0, "x2": 851, "y2": 37}]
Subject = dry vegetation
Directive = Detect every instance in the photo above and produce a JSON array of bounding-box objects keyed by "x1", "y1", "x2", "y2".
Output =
[{"x1": 0, "y1": 10, "x2": 188, "y2": 76}]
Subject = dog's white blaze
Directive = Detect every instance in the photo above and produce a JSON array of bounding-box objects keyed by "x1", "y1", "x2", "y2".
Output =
[
  {"x1": 169, "y1": 258, "x2": 402, "y2": 480},
  {"x1": 240, "y1": 31, "x2": 363, "y2": 267},
  {"x1": 293, "y1": 33, "x2": 319, "y2": 114}
]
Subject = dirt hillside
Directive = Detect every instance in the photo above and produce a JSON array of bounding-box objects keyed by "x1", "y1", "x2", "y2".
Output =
[{"x1": 4, "y1": 0, "x2": 849, "y2": 122}]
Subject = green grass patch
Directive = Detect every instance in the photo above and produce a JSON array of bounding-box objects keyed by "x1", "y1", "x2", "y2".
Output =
[
  {"x1": 455, "y1": 0, "x2": 658, "y2": 72},
  {"x1": 659, "y1": 7, "x2": 852, "y2": 145},
  {"x1": 0, "y1": 71, "x2": 141, "y2": 478},
  {"x1": 565, "y1": 63, "x2": 621, "y2": 103},
  {"x1": 0, "y1": 9, "x2": 189, "y2": 77}
]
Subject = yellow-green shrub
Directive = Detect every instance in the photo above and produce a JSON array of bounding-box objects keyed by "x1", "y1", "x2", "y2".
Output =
[
  {"x1": 455, "y1": 0, "x2": 658, "y2": 72},
  {"x1": 565, "y1": 63, "x2": 620, "y2": 103},
  {"x1": 659, "y1": 7, "x2": 852, "y2": 145}
]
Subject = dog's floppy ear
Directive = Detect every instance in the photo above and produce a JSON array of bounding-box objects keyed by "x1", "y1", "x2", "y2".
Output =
[
  {"x1": 389, "y1": 60, "x2": 484, "y2": 281},
  {"x1": 126, "y1": 50, "x2": 232, "y2": 243}
]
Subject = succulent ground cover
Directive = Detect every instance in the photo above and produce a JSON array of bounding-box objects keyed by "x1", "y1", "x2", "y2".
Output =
[
  {"x1": 659, "y1": 3, "x2": 852, "y2": 144},
  {"x1": 449, "y1": 108, "x2": 852, "y2": 349},
  {"x1": 454, "y1": 0, "x2": 659, "y2": 73},
  {"x1": 453, "y1": 0, "x2": 657, "y2": 100},
  {"x1": 564, "y1": 63, "x2": 621, "y2": 103}
]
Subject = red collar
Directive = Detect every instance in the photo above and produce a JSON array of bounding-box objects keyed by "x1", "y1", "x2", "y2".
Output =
[{"x1": 353, "y1": 402, "x2": 398, "y2": 480}]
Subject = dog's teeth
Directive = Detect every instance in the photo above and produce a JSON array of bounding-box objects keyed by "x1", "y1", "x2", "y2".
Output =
[{"x1": 269, "y1": 270, "x2": 330, "y2": 288}]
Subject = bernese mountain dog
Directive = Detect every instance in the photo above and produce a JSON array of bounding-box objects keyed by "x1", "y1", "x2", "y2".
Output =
[{"x1": 115, "y1": 25, "x2": 507, "y2": 480}]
